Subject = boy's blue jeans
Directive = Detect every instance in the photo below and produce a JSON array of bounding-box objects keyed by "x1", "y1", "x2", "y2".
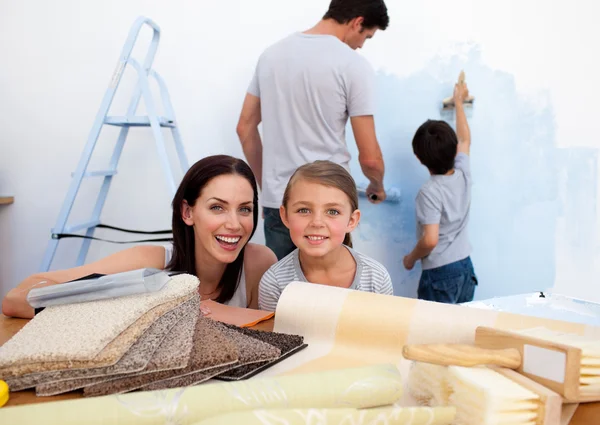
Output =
[
  {"x1": 263, "y1": 207, "x2": 296, "y2": 260},
  {"x1": 417, "y1": 256, "x2": 477, "y2": 304}
]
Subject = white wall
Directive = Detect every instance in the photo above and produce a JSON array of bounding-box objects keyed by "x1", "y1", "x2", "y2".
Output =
[{"x1": 1, "y1": 0, "x2": 599, "y2": 302}]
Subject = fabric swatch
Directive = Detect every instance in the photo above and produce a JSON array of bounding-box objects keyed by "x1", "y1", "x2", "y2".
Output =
[
  {"x1": 216, "y1": 325, "x2": 306, "y2": 380},
  {"x1": 34, "y1": 295, "x2": 200, "y2": 396},
  {"x1": 83, "y1": 316, "x2": 241, "y2": 397},
  {"x1": 0, "y1": 274, "x2": 199, "y2": 367},
  {"x1": 0, "y1": 292, "x2": 194, "y2": 378}
]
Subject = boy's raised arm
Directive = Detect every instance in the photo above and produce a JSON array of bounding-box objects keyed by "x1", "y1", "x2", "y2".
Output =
[{"x1": 454, "y1": 82, "x2": 471, "y2": 155}]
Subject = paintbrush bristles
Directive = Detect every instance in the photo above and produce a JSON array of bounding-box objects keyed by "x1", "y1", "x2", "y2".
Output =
[
  {"x1": 407, "y1": 362, "x2": 451, "y2": 406},
  {"x1": 447, "y1": 366, "x2": 542, "y2": 425}
]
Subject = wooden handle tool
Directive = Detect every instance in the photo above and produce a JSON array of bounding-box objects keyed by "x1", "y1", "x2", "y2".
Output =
[{"x1": 402, "y1": 343, "x2": 522, "y2": 368}]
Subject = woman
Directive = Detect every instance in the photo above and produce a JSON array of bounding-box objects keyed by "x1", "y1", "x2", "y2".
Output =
[{"x1": 2, "y1": 155, "x2": 277, "y2": 318}]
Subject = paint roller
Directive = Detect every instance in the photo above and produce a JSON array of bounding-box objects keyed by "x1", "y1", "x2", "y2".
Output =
[
  {"x1": 441, "y1": 70, "x2": 474, "y2": 110},
  {"x1": 356, "y1": 184, "x2": 401, "y2": 203}
]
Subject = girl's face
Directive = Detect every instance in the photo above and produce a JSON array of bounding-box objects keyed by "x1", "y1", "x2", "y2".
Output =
[
  {"x1": 182, "y1": 174, "x2": 255, "y2": 265},
  {"x1": 280, "y1": 180, "x2": 360, "y2": 257}
]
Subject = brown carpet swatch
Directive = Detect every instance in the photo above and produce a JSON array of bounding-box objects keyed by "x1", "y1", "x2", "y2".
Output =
[
  {"x1": 136, "y1": 322, "x2": 283, "y2": 392},
  {"x1": 217, "y1": 325, "x2": 306, "y2": 380},
  {"x1": 141, "y1": 364, "x2": 234, "y2": 391},
  {"x1": 34, "y1": 296, "x2": 200, "y2": 396},
  {"x1": 0, "y1": 274, "x2": 199, "y2": 368},
  {"x1": 83, "y1": 316, "x2": 240, "y2": 397}
]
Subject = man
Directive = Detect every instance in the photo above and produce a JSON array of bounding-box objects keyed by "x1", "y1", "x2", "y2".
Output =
[{"x1": 237, "y1": 0, "x2": 389, "y2": 260}]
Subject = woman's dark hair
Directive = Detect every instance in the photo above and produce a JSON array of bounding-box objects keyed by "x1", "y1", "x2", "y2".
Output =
[
  {"x1": 323, "y1": 0, "x2": 389, "y2": 30},
  {"x1": 412, "y1": 120, "x2": 458, "y2": 175},
  {"x1": 167, "y1": 155, "x2": 259, "y2": 304}
]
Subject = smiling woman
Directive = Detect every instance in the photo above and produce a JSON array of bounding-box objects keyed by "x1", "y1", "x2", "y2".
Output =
[{"x1": 2, "y1": 155, "x2": 278, "y2": 319}]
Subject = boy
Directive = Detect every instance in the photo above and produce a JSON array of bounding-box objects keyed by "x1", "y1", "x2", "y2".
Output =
[{"x1": 403, "y1": 79, "x2": 477, "y2": 303}]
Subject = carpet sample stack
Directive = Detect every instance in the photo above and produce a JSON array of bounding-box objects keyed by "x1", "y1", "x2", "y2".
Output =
[{"x1": 0, "y1": 274, "x2": 307, "y2": 398}]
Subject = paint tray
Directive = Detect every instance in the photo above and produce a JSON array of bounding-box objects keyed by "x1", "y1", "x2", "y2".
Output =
[{"x1": 26, "y1": 268, "x2": 171, "y2": 308}]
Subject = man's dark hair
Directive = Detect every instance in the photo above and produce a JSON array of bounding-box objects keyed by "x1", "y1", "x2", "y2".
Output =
[
  {"x1": 412, "y1": 120, "x2": 458, "y2": 175},
  {"x1": 323, "y1": 0, "x2": 389, "y2": 30}
]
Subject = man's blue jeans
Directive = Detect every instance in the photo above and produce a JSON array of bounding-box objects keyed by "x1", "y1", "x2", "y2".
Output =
[
  {"x1": 263, "y1": 207, "x2": 296, "y2": 260},
  {"x1": 417, "y1": 256, "x2": 477, "y2": 304}
]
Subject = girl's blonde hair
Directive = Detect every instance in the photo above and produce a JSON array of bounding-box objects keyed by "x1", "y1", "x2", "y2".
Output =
[{"x1": 282, "y1": 160, "x2": 358, "y2": 247}]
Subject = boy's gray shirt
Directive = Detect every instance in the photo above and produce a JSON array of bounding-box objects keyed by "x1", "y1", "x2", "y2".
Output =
[
  {"x1": 247, "y1": 32, "x2": 376, "y2": 208},
  {"x1": 415, "y1": 153, "x2": 472, "y2": 270}
]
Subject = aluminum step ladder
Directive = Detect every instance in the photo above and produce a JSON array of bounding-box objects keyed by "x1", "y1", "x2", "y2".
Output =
[{"x1": 40, "y1": 16, "x2": 189, "y2": 272}]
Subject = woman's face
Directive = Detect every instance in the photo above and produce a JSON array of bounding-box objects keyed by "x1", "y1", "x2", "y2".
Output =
[{"x1": 182, "y1": 174, "x2": 255, "y2": 265}]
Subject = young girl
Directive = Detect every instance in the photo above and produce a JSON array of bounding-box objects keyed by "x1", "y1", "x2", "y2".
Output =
[
  {"x1": 3, "y1": 155, "x2": 277, "y2": 318},
  {"x1": 258, "y1": 160, "x2": 393, "y2": 312}
]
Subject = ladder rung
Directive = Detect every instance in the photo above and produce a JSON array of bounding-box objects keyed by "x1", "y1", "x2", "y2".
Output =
[
  {"x1": 71, "y1": 170, "x2": 117, "y2": 177},
  {"x1": 104, "y1": 116, "x2": 175, "y2": 127},
  {"x1": 64, "y1": 220, "x2": 101, "y2": 233}
]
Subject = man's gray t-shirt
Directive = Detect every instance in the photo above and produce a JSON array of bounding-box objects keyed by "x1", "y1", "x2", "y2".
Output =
[
  {"x1": 247, "y1": 32, "x2": 376, "y2": 208},
  {"x1": 415, "y1": 153, "x2": 472, "y2": 270}
]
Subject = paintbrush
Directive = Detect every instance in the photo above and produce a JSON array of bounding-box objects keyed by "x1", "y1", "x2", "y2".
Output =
[
  {"x1": 441, "y1": 70, "x2": 475, "y2": 110},
  {"x1": 408, "y1": 361, "x2": 562, "y2": 425},
  {"x1": 403, "y1": 326, "x2": 600, "y2": 403}
]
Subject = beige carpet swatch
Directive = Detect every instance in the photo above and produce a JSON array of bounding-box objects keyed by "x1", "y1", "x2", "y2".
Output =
[
  {"x1": 0, "y1": 274, "x2": 199, "y2": 367},
  {"x1": 0, "y1": 292, "x2": 194, "y2": 379},
  {"x1": 83, "y1": 316, "x2": 241, "y2": 397},
  {"x1": 44, "y1": 303, "x2": 199, "y2": 396},
  {"x1": 34, "y1": 296, "x2": 200, "y2": 396},
  {"x1": 6, "y1": 295, "x2": 198, "y2": 392}
]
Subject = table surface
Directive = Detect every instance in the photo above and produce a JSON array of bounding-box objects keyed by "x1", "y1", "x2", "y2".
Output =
[{"x1": 1, "y1": 315, "x2": 598, "y2": 424}]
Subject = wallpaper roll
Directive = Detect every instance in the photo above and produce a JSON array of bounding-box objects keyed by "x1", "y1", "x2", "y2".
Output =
[
  {"x1": 191, "y1": 406, "x2": 457, "y2": 425},
  {"x1": 0, "y1": 364, "x2": 403, "y2": 425}
]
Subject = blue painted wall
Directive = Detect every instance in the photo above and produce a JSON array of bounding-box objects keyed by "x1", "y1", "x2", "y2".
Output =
[{"x1": 347, "y1": 47, "x2": 597, "y2": 300}]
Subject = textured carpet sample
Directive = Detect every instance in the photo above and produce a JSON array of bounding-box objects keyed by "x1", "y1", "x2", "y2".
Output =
[
  {"x1": 52, "y1": 304, "x2": 199, "y2": 396},
  {"x1": 83, "y1": 315, "x2": 241, "y2": 397},
  {"x1": 0, "y1": 274, "x2": 199, "y2": 368},
  {"x1": 133, "y1": 321, "x2": 283, "y2": 392},
  {"x1": 6, "y1": 295, "x2": 198, "y2": 392},
  {"x1": 34, "y1": 295, "x2": 200, "y2": 396},
  {"x1": 1, "y1": 293, "x2": 193, "y2": 378},
  {"x1": 217, "y1": 325, "x2": 306, "y2": 380}
]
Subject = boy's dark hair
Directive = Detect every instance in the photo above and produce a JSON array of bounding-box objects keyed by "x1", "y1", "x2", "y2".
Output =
[
  {"x1": 412, "y1": 120, "x2": 458, "y2": 175},
  {"x1": 323, "y1": 0, "x2": 389, "y2": 30}
]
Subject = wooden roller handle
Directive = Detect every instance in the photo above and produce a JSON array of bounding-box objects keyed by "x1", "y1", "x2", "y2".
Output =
[{"x1": 402, "y1": 344, "x2": 522, "y2": 369}]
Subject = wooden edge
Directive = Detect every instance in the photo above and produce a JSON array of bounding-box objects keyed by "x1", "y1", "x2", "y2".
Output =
[
  {"x1": 475, "y1": 326, "x2": 581, "y2": 399},
  {"x1": 565, "y1": 394, "x2": 600, "y2": 404},
  {"x1": 492, "y1": 367, "x2": 563, "y2": 425},
  {"x1": 0, "y1": 197, "x2": 14, "y2": 205}
]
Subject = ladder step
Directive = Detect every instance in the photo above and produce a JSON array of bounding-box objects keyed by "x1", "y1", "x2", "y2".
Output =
[
  {"x1": 104, "y1": 116, "x2": 175, "y2": 127},
  {"x1": 64, "y1": 220, "x2": 101, "y2": 233},
  {"x1": 71, "y1": 170, "x2": 117, "y2": 177}
]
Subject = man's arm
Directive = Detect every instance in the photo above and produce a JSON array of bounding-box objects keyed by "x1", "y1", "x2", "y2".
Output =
[
  {"x1": 403, "y1": 224, "x2": 439, "y2": 270},
  {"x1": 350, "y1": 115, "x2": 385, "y2": 203},
  {"x1": 236, "y1": 93, "x2": 263, "y2": 188},
  {"x1": 454, "y1": 83, "x2": 471, "y2": 155}
]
